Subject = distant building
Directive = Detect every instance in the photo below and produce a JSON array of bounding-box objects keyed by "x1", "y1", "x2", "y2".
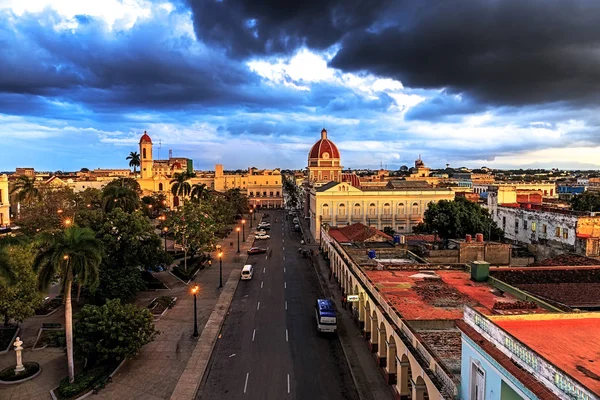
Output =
[
  {"x1": 0, "y1": 174, "x2": 10, "y2": 227},
  {"x1": 14, "y1": 167, "x2": 35, "y2": 177}
]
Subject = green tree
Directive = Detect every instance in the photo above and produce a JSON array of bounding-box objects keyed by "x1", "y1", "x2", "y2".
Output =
[
  {"x1": 126, "y1": 151, "x2": 141, "y2": 174},
  {"x1": 166, "y1": 202, "x2": 217, "y2": 271},
  {"x1": 0, "y1": 245, "x2": 14, "y2": 283},
  {"x1": 34, "y1": 226, "x2": 103, "y2": 383},
  {"x1": 0, "y1": 242, "x2": 43, "y2": 326},
  {"x1": 101, "y1": 185, "x2": 139, "y2": 213},
  {"x1": 190, "y1": 183, "x2": 210, "y2": 204},
  {"x1": 224, "y1": 188, "x2": 249, "y2": 216},
  {"x1": 414, "y1": 197, "x2": 503, "y2": 241},
  {"x1": 74, "y1": 299, "x2": 157, "y2": 365},
  {"x1": 570, "y1": 191, "x2": 600, "y2": 212},
  {"x1": 170, "y1": 172, "x2": 192, "y2": 198},
  {"x1": 10, "y1": 175, "x2": 41, "y2": 206},
  {"x1": 16, "y1": 186, "x2": 78, "y2": 235}
]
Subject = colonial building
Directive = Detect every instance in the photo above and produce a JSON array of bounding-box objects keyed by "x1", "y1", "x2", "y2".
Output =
[
  {"x1": 136, "y1": 131, "x2": 282, "y2": 208},
  {"x1": 0, "y1": 174, "x2": 10, "y2": 227},
  {"x1": 304, "y1": 129, "x2": 454, "y2": 242}
]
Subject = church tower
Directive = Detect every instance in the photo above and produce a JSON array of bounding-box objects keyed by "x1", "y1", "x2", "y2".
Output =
[
  {"x1": 139, "y1": 131, "x2": 153, "y2": 179},
  {"x1": 307, "y1": 129, "x2": 342, "y2": 184}
]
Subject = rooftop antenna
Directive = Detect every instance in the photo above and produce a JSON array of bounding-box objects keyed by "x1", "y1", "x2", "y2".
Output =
[
  {"x1": 169, "y1": 149, "x2": 173, "y2": 159},
  {"x1": 157, "y1": 139, "x2": 162, "y2": 161}
]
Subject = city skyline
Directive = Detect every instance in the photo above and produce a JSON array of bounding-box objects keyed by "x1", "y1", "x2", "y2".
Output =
[{"x1": 3, "y1": 1, "x2": 600, "y2": 171}]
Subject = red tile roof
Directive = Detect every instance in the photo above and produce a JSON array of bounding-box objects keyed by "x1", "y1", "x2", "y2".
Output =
[
  {"x1": 139, "y1": 131, "x2": 152, "y2": 144},
  {"x1": 495, "y1": 317, "x2": 600, "y2": 395},
  {"x1": 457, "y1": 321, "x2": 560, "y2": 400},
  {"x1": 331, "y1": 223, "x2": 392, "y2": 243},
  {"x1": 308, "y1": 129, "x2": 340, "y2": 159}
]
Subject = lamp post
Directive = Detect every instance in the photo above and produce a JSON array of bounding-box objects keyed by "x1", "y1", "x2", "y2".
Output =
[
  {"x1": 242, "y1": 219, "x2": 246, "y2": 242},
  {"x1": 249, "y1": 210, "x2": 253, "y2": 228},
  {"x1": 253, "y1": 205, "x2": 256, "y2": 220},
  {"x1": 217, "y1": 246, "x2": 223, "y2": 288},
  {"x1": 191, "y1": 285, "x2": 199, "y2": 337},
  {"x1": 163, "y1": 227, "x2": 168, "y2": 251},
  {"x1": 236, "y1": 227, "x2": 240, "y2": 253}
]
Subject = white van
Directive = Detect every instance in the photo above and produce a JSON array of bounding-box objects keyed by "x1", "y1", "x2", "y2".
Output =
[{"x1": 241, "y1": 264, "x2": 254, "y2": 280}]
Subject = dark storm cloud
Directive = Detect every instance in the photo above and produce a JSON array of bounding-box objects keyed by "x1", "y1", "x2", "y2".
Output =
[
  {"x1": 0, "y1": 8, "x2": 304, "y2": 114},
  {"x1": 405, "y1": 93, "x2": 486, "y2": 122},
  {"x1": 331, "y1": 0, "x2": 600, "y2": 106},
  {"x1": 186, "y1": 0, "x2": 600, "y2": 107},
  {"x1": 184, "y1": 0, "x2": 387, "y2": 58}
]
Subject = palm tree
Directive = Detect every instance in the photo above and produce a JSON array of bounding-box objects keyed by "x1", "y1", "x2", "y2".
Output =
[
  {"x1": 10, "y1": 175, "x2": 40, "y2": 207},
  {"x1": 101, "y1": 185, "x2": 139, "y2": 213},
  {"x1": 34, "y1": 226, "x2": 102, "y2": 383},
  {"x1": 190, "y1": 183, "x2": 210, "y2": 204},
  {"x1": 126, "y1": 152, "x2": 141, "y2": 175},
  {"x1": 170, "y1": 172, "x2": 192, "y2": 199}
]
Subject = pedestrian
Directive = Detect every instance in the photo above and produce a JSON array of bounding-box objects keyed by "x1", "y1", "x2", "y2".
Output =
[
  {"x1": 208, "y1": 260, "x2": 212, "y2": 268},
  {"x1": 342, "y1": 295, "x2": 347, "y2": 309}
]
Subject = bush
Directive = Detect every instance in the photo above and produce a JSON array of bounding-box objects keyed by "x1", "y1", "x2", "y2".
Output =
[
  {"x1": 0, "y1": 362, "x2": 40, "y2": 382},
  {"x1": 74, "y1": 299, "x2": 158, "y2": 364},
  {"x1": 57, "y1": 366, "x2": 108, "y2": 399}
]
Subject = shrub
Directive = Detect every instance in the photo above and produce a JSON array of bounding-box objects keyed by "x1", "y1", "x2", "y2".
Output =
[
  {"x1": 0, "y1": 362, "x2": 40, "y2": 382},
  {"x1": 57, "y1": 366, "x2": 108, "y2": 399}
]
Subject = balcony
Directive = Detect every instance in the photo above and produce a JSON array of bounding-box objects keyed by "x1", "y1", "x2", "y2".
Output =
[{"x1": 336, "y1": 215, "x2": 348, "y2": 222}]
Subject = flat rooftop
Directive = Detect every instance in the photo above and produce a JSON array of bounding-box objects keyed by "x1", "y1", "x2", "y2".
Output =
[
  {"x1": 365, "y1": 269, "x2": 544, "y2": 321},
  {"x1": 493, "y1": 315, "x2": 600, "y2": 396}
]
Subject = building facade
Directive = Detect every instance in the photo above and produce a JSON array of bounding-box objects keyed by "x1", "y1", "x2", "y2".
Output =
[
  {"x1": 307, "y1": 129, "x2": 342, "y2": 184},
  {"x1": 0, "y1": 174, "x2": 10, "y2": 227}
]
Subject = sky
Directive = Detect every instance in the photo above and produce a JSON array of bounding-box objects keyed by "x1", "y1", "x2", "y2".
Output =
[{"x1": 2, "y1": 0, "x2": 600, "y2": 172}]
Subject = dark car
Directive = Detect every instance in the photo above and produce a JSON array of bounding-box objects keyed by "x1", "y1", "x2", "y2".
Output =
[{"x1": 247, "y1": 247, "x2": 267, "y2": 255}]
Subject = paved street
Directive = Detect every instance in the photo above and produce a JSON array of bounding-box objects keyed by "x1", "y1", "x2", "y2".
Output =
[{"x1": 198, "y1": 210, "x2": 359, "y2": 400}]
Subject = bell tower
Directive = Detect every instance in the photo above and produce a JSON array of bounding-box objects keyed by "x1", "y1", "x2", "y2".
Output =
[{"x1": 139, "y1": 131, "x2": 153, "y2": 179}]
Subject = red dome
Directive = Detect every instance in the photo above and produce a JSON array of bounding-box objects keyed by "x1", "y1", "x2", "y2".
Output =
[
  {"x1": 309, "y1": 129, "x2": 340, "y2": 159},
  {"x1": 139, "y1": 131, "x2": 152, "y2": 144}
]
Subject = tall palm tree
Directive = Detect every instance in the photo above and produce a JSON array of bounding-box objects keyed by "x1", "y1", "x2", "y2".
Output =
[
  {"x1": 10, "y1": 175, "x2": 40, "y2": 206},
  {"x1": 126, "y1": 151, "x2": 141, "y2": 175},
  {"x1": 34, "y1": 226, "x2": 102, "y2": 383},
  {"x1": 170, "y1": 172, "x2": 192, "y2": 198},
  {"x1": 101, "y1": 185, "x2": 139, "y2": 213},
  {"x1": 190, "y1": 183, "x2": 210, "y2": 204}
]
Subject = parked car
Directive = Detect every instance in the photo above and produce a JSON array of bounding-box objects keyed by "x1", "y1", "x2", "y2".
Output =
[
  {"x1": 293, "y1": 218, "x2": 299, "y2": 224},
  {"x1": 247, "y1": 247, "x2": 267, "y2": 255},
  {"x1": 294, "y1": 224, "x2": 301, "y2": 232},
  {"x1": 255, "y1": 233, "x2": 270, "y2": 240}
]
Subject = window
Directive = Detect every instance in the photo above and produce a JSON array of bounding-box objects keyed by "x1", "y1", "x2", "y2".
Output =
[
  {"x1": 397, "y1": 203, "x2": 405, "y2": 215},
  {"x1": 383, "y1": 203, "x2": 391, "y2": 215},
  {"x1": 353, "y1": 203, "x2": 361, "y2": 216},
  {"x1": 543, "y1": 224, "x2": 547, "y2": 234},
  {"x1": 563, "y1": 230, "x2": 569, "y2": 239},
  {"x1": 412, "y1": 202, "x2": 419, "y2": 214},
  {"x1": 158, "y1": 183, "x2": 163, "y2": 191},
  {"x1": 322, "y1": 204, "x2": 330, "y2": 216},
  {"x1": 250, "y1": 191, "x2": 254, "y2": 196},
  {"x1": 270, "y1": 191, "x2": 274, "y2": 197},
  {"x1": 266, "y1": 181, "x2": 269, "y2": 184},
  {"x1": 276, "y1": 191, "x2": 280, "y2": 196},
  {"x1": 502, "y1": 216, "x2": 506, "y2": 228},
  {"x1": 275, "y1": 181, "x2": 278, "y2": 184},
  {"x1": 515, "y1": 220, "x2": 519, "y2": 233},
  {"x1": 555, "y1": 227, "x2": 561, "y2": 237},
  {"x1": 531, "y1": 222, "x2": 536, "y2": 232},
  {"x1": 523, "y1": 220, "x2": 528, "y2": 230},
  {"x1": 143, "y1": 148, "x2": 147, "y2": 159},
  {"x1": 338, "y1": 204, "x2": 346, "y2": 216},
  {"x1": 368, "y1": 203, "x2": 376, "y2": 215},
  {"x1": 263, "y1": 191, "x2": 267, "y2": 196}
]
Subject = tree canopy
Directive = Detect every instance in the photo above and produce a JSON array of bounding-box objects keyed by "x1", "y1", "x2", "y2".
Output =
[
  {"x1": 570, "y1": 191, "x2": 600, "y2": 212},
  {"x1": 414, "y1": 197, "x2": 503, "y2": 241}
]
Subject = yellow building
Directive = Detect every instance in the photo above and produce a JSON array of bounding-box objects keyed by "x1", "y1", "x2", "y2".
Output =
[
  {"x1": 135, "y1": 132, "x2": 282, "y2": 208},
  {"x1": 303, "y1": 131, "x2": 455, "y2": 241},
  {"x1": 0, "y1": 174, "x2": 10, "y2": 227},
  {"x1": 404, "y1": 157, "x2": 441, "y2": 185}
]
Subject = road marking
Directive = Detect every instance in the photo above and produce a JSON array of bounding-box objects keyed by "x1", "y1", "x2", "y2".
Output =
[
  {"x1": 257, "y1": 302, "x2": 260, "y2": 311},
  {"x1": 285, "y1": 301, "x2": 287, "y2": 310},
  {"x1": 265, "y1": 256, "x2": 268, "y2": 260},
  {"x1": 283, "y1": 256, "x2": 285, "y2": 261},
  {"x1": 261, "y1": 281, "x2": 264, "y2": 289},
  {"x1": 282, "y1": 247, "x2": 285, "y2": 251},
  {"x1": 286, "y1": 329, "x2": 289, "y2": 342},
  {"x1": 252, "y1": 329, "x2": 256, "y2": 341},
  {"x1": 287, "y1": 374, "x2": 290, "y2": 394},
  {"x1": 284, "y1": 282, "x2": 287, "y2": 289},
  {"x1": 284, "y1": 267, "x2": 286, "y2": 273},
  {"x1": 263, "y1": 267, "x2": 265, "y2": 273},
  {"x1": 244, "y1": 372, "x2": 249, "y2": 393}
]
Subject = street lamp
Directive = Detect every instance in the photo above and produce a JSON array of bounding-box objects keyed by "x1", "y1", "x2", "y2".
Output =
[
  {"x1": 249, "y1": 210, "x2": 253, "y2": 228},
  {"x1": 191, "y1": 285, "x2": 199, "y2": 337},
  {"x1": 236, "y1": 227, "x2": 240, "y2": 253},
  {"x1": 63, "y1": 218, "x2": 72, "y2": 228},
  {"x1": 242, "y1": 219, "x2": 246, "y2": 242},
  {"x1": 163, "y1": 227, "x2": 168, "y2": 251},
  {"x1": 217, "y1": 247, "x2": 223, "y2": 289},
  {"x1": 253, "y1": 205, "x2": 256, "y2": 220}
]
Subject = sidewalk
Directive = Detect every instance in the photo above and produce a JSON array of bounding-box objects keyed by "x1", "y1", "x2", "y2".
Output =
[
  {"x1": 298, "y1": 214, "x2": 393, "y2": 400},
  {"x1": 96, "y1": 218, "x2": 258, "y2": 400}
]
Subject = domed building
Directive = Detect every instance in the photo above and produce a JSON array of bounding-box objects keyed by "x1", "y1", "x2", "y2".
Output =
[{"x1": 307, "y1": 129, "x2": 342, "y2": 184}]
